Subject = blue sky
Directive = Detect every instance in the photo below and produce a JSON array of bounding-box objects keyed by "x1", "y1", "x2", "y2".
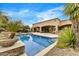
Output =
[{"x1": 0, "y1": 3, "x2": 69, "y2": 27}]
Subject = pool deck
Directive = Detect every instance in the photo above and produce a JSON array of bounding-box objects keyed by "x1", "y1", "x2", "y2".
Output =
[
  {"x1": 0, "y1": 40, "x2": 25, "y2": 56},
  {"x1": 32, "y1": 32, "x2": 58, "y2": 38},
  {"x1": 44, "y1": 47, "x2": 79, "y2": 56}
]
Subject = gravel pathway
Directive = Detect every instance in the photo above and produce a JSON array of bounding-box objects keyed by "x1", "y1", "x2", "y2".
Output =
[{"x1": 44, "y1": 47, "x2": 79, "y2": 56}]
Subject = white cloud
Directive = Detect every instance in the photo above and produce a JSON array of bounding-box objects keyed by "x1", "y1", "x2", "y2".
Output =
[
  {"x1": 2, "y1": 9, "x2": 29, "y2": 17},
  {"x1": 37, "y1": 12, "x2": 57, "y2": 22},
  {"x1": 51, "y1": 5, "x2": 64, "y2": 11},
  {"x1": 36, "y1": 6, "x2": 64, "y2": 22},
  {"x1": 18, "y1": 9, "x2": 29, "y2": 16},
  {"x1": 2, "y1": 10, "x2": 16, "y2": 16}
]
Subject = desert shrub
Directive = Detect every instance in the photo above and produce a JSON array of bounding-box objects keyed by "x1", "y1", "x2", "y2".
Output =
[{"x1": 57, "y1": 28, "x2": 77, "y2": 49}]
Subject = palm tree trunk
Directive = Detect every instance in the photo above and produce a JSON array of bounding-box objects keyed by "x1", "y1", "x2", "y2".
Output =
[{"x1": 70, "y1": 18, "x2": 78, "y2": 48}]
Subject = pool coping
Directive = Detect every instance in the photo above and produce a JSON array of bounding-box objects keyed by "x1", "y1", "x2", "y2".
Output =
[
  {"x1": 32, "y1": 33, "x2": 58, "y2": 38},
  {"x1": 35, "y1": 39, "x2": 58, "y2": 56}
]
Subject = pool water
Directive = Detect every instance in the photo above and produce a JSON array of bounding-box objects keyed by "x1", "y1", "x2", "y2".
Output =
[{"x1": 18, "y1": 34, "x2": 56, "y2": 56}]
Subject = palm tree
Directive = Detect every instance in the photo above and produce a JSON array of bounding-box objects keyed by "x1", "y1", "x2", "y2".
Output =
[
  {"x1": 6, "y1": 20, "x2": 23, "y2": 32},
  {"x1": 6, "y1": 20, "x2": 23, "y2": 39},
  {"x1": 0, "y1": 11, "x2": 9, "y2": 26},
  {"x1": 0, "y1": 11, "x2": 9, "y2": 32},
  {"x1": 63, "y1": 3, "x2": 79, "y2": 48},
  {"x1": 64, "y1": 3, "x2": 79, "y2": 38}
]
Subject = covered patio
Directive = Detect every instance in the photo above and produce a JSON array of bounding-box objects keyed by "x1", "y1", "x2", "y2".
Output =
[
  {"x1": 32, "y1": 25, "x2": 58, "y2": 34},
  {"x1": 41, "y1": 25, "x2": 57, "y2": 33},
  {"x1": 32, "y1": 18, "x2": 72, "y2": 34}
]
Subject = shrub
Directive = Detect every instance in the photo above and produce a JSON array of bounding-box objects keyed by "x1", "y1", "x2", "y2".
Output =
[
  {"x1": 6, "y1": 20, "x2": 23, "y2": 32},
  {"x1": 57, "y1": 28, "x2": 77, "y2": 49}
]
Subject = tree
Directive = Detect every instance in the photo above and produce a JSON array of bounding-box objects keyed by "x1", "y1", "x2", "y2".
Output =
[
  {"x1": 6, "y1": 20, "x2": 23, "y2": 32},
  {"x1": 22, "y1": 25, "x2": 30, "y2": 32},
  {"x1": 5, "y1": 20, "x2": 24, "y2": 39},
  {"x1": 64, "y1": 3, "x2": 79, "y2": 39},
  {"x1": 63, "y1": 3, "x2": 79, "y2": 48},
  {"x1": 64, "y1": 3, "x2": 79, "y2": 48},
  {"x1": 0, "y1": 11, "x2": 9, "y2": 28}
]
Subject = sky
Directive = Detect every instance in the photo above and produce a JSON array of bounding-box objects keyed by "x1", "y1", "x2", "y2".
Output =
[{"x1": 0, "y1": 3, "x2": 69, "y2": 27}]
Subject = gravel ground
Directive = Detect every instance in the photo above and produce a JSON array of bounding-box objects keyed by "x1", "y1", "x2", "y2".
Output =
[{"x1": 44, "y1": 47, "x2": 79, "y2": 56}]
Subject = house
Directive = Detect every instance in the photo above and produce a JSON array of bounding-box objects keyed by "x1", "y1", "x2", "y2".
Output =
[{"x1": 32, "y1": 18, "x2": 72, "y2": 34}]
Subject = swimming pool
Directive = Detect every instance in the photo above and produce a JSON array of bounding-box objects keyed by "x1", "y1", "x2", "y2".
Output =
[{"x1": 18, "y1": 34, "x2": 56, "y2": 56}]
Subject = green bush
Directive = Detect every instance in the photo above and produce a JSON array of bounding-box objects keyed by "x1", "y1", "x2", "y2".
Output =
[
  {"x1": 57, "y1": 28, "x2": 77, "y2": 48},
  {"x1": 6, "y1": 21, "x2": 22, "y2": 32}
]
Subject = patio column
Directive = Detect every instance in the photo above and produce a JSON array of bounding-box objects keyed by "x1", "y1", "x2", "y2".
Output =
[
  {"x1": 33, "y1": 28, "x2": 35, "y2": 32},
  {"x1": 55, "y1": 25, "x2": 58, "y2": 33},
  {"x1": 32, "y1": 28, "x2": 34, "y2": 32},
  {"x1": 39, "y1": 27, "x2": 42, "y2": 32}
]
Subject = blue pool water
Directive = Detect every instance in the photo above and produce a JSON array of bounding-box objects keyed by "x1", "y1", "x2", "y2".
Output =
[{"x1": 18, "y1": 34, "x2": 56, "y2": 56}]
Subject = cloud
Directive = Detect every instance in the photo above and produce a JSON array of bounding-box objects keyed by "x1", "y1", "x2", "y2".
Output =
[
  {"x1": 37, "y1": 11, "x2": 57, "y2": 22},
  {"x1": 2, "y1": 9, "x2": 29, "y2": 17},
  {"x1": 18, "y1": 9, "x2": 29, "y2": 16},
  {"x1": 51, "y1": 5, "x2": 64, "y2": 11},
  {"x1": 36, "y1": 5, "x2": 64, "y2": 22}
]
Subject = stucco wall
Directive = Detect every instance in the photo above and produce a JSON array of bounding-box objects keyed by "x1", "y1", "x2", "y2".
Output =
[
  {"x1": 32, "y1": 18, "x2": 72, "y2": 28},
  {"x1": 32, "y1": 18, "x2": 60, "y2": 28}
]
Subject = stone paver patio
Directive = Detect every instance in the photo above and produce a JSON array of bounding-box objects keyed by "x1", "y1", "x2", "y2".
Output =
[{"x1": 45, "y1": 47, "x2": 79, "y2": 56}]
